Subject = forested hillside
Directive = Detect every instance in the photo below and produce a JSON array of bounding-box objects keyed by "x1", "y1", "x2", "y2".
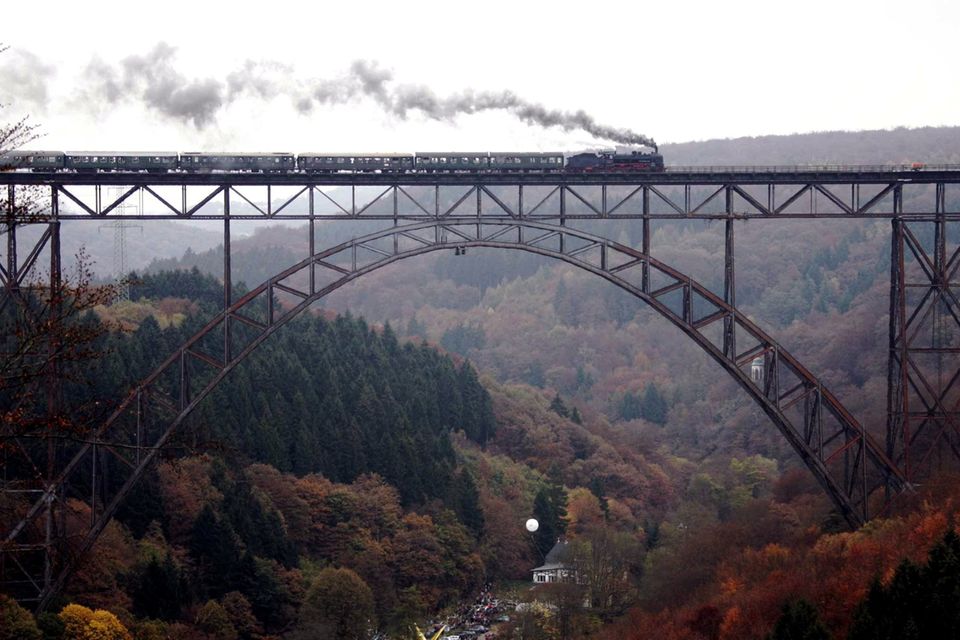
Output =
[
  {"x1": 21, "y1": 267, "x2": 666, "y2": 638},
  {"x1": 88, "y1": 269, "x2": 496, "y2": 503}
]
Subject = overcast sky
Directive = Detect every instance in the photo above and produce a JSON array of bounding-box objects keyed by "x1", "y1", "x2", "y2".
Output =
[{"x1": 2, "y1": 0, "x2": 958, "y2": 152}]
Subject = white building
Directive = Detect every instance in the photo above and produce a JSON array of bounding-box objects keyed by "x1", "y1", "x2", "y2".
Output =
[{"x1": 531, "y1": 540, "x2": 576, "y2": 584}]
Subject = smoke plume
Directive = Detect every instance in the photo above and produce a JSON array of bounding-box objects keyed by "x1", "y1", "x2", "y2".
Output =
[
  {"x1": 68, "y1": 43, "x2": 658, "y2": 148},
  {"x1": 0, "y1": 49, "x2": 56, "y2": 112},
  {"x1": 82, "y1": 43, "x2": 224, "y2": 128},
  {"x1": 298, "y1": 59, "x2": 658, "y2": 149}
]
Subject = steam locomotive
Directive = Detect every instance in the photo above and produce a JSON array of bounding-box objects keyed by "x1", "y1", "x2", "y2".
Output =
[{"x1": 1, "y1": 149, "x2": 665, "y2": 174}]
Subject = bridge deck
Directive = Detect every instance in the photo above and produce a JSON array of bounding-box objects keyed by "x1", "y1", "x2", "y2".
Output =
[
  {"x1": 3, "y1": 167, "x2": 959, "y2": 220},
  {"x1": 3, "y1": 167, "x2": 960, "y2": 186}
]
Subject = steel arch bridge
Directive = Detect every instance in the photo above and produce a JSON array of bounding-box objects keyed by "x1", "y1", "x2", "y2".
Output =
[{"x1": 2, "y1": 167, "x2": 959, "y2": 609}]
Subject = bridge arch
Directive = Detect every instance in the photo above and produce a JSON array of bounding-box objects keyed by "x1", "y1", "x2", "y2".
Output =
[{"x1": 8, "y1": 219, "x2": 907, "y2": 608}]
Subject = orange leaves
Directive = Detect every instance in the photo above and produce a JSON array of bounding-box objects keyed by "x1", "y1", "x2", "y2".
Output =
[
  {"x1": 156, "y1": 457, "x2": 223, "y2": 545},
  {"x1": 720, "y1": 576, "x2": 743, "y2": 597},
  {"x1": 717, "y1": 606, "x2": 743, "y2": 639},
  {"x1": 566, "y1": 487, "x2": 605, "y2": 535},
  {"x1": 908, "y1": 509, "x2": 949, "y2": 550}
]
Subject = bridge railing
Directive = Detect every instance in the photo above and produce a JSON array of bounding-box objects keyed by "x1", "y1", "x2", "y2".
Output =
[{"x1": 665, "y1": 163, "x2": 960, "y2": 173}]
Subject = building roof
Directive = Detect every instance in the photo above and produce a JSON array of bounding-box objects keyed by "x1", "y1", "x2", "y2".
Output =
[
  {"x1": 531, "y1": 562, "x2": 568, "y2": 573},
  {"x1": 545, "y1": 540, "x2": 570, "y2": 564},
  {"x1": 530, "y1": 539, "x2": 572, "y2": 574}
]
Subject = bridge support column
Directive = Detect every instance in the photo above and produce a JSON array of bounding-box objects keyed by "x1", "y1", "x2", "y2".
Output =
[
  {"x1": 3, "y1": 185, "x2": 18, "y2": 310},
  {"x1": 887, "y1": 202, "x2": 960, "y2": 483},
  {"x1": 223, "y1": 189, "x2": 232, "y2": 361},
  {"x1": 1, "y1": 184, "x2": 65, "y2": 604},
  {"x1": 723, "y1": 189, "x2": 736, "y2": 358}
]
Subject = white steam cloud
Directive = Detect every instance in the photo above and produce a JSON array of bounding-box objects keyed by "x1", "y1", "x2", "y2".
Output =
[{"x1": 37, "y1": 43, "x2": 657, "y2": 149}]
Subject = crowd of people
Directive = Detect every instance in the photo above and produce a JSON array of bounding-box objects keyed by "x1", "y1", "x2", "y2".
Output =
[{"x1": 423, "y1": 584, "x2": 512, "y2": 639}]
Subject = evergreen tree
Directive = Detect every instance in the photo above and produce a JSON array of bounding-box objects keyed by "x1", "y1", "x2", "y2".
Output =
[
  {"x1": 405, "y1": 314, "x2": 426, "y2": 338},
  {"x1": 131, "y1": 554, "x2": 189, "y2": 620},
  {"x1": 458, "y1": 361, "x2": 496, "y2": 445},
  {"x1": 618, "y1": 391, "x2": 642, "y2": 421},
  {"x1": 641, "y1": 382, "x2": 669, "y2": 425},
  {"x1": 524, "y1": 361, "x2": 546, "y2": 388},
  {"x1": 768, "y1": 600, "x2": 829, "y2": 640},
  {"x1": 575, "y1": 365, "x2": 594, "y2": 391},
  {"x1": 219, "y1": 475, "x2": 298, "y2": 568},
  {"x1": 448, "y1": 468, "x2": 485, "y2": 538},
  {"x1": 553, "y1": 279, "x2": 581, "y2": 326},
  {"x1": 440, "y1": 323, "x2": 486, "y2": 356},
  {"x1": 114, "y1": 469, "x2": 165, "y2": 538},
  {"x1": 549, "y1": 393, "x2": 570, "y2": 419},
  {"x1": 532, "y1": 484, "x2": 568, "y2": 560},
  {"x1": 189, "y1": 505, "x2": 242, "y2": 598},
  {"x1": 232, "y1": 553, "x2": 297, "y2": 632}
]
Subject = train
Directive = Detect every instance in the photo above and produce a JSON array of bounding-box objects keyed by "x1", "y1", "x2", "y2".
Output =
[{"x1": 0, "y1": 149, "x2": 665, "y2": 174}]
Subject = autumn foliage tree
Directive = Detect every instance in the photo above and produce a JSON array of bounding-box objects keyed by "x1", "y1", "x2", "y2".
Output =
[
  {"x1": 0, "y1": 594, "x2": 42, "y2": 640},
  {"x1": 292, "y1": 567, "x2": 375, "y2": 640},
  {"x1": 58, "y1": 603, "x2": 131, "y2": 640}
]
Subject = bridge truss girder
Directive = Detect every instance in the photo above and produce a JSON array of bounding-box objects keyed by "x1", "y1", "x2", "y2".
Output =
[
  {"x1": 2, "y1": 216, "x2": 909, "y2": 609},
  {"x1": 1, "y1": 171, "x2": 958, "y2": 221}
]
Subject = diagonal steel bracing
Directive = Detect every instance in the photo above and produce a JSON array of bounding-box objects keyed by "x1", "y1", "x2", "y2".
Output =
[
  {"x1": 887, "y1": 210, "x2": 960, "y2": 481},
  {"x1": 1, "y1": 169, "x2": 959, "y2": 221}
]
